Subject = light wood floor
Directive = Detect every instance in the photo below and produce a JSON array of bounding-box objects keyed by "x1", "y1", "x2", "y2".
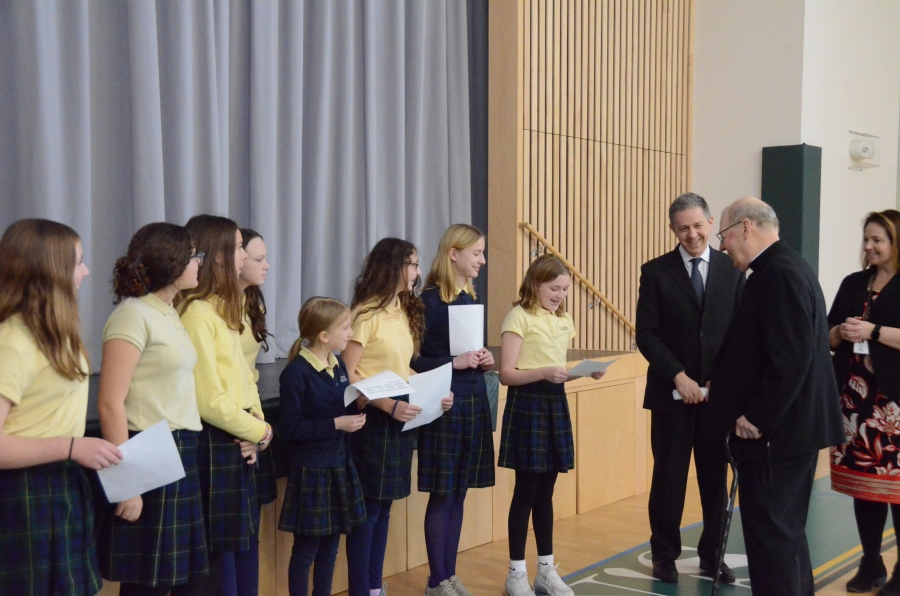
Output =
[{"x1": 334, "y1": 449, "x2": 885, "y2": 596}]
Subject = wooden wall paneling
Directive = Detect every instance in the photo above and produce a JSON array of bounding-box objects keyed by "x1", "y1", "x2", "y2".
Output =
[
  {"x1": 633, "y1": 373, "x2": 650, "y2": 495},
  {"x1": 407, "y1": 453, "x2": 429, "y2": 569},
  {"x1": 458, "y1": 487, "x2": 494, "y2": 551},
  {"x1": 383, "y1": 499, "x2": 407, "y2": 578},
  {"x1": 553, "y1": 392, "x2": 578, "y2": 520},
  {"x1": 258, "y1": 500, "x2": 278, "y2": 596},
  {"x1": 274, "y1": 477, "x2": 292, "y2": 596}
]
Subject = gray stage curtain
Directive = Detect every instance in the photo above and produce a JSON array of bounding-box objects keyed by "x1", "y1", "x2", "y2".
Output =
[{"x1": 0, "y1": 0, "x2": 472, "y2": 365}]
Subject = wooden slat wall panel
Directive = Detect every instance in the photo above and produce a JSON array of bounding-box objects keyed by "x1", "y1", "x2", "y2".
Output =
[{"x1": 518, "y1": 0, "x2": 693, "y2": 351}]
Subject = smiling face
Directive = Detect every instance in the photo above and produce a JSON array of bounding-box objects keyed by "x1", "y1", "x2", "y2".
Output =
[
  {"x1": 73, "y1": 241, "x2": 89, "y2": 292},
  {"x1": 450, "y1": 236, "x2": 486, "y2": 282},
  {"x1": 864, "y1": 222, "x2": 894, "y2": 270},
  {"x1": 321, "y1": 312, "x2": 354, "y2": 353},
  {"x1": 240, "y1": 237, "x2": 269, "y2": 288},
  {"x1": 537, "y1": 274, "x2": 571, "y2": 312},
  {"x1": 398, "y1": 250, "x2": 420, "y2": 294},
  {"x1": 670, "y1": 206, "x2": 712, "y2": 258},
  {"x1": 717, "y1": 215, "x2": 751, "y2": 271}
]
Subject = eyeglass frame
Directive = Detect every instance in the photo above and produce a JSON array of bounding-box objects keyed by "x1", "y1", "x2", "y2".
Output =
[
  {"x1": 191, "y1": 251, "x2": 206, "y2": 265},
  {"x1": 715, "y1": 220, "x2": 744, "y2": 243}
]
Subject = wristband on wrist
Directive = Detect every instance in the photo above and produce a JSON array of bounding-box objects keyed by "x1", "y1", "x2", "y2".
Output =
[
  {"x1": 390, "y1": 400, "x2": 400, "y2": 419},
  {"x1": 259, "y1": 424, "x2": 272, "y2": 447},
  {"x1": 872, "y1": 325, "x2": 883, "y2": 342}
]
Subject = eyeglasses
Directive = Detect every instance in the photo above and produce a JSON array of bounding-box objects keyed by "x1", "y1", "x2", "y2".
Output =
[
  {"x1": 715, "y1": 221, "x2": 743, "y2": 243},
  {"x1": 191, "y1": 251, "x2": 206, "y2": 265},
  {"x1": 406, "y1": 261, "x2": 420, "y2": 269}
]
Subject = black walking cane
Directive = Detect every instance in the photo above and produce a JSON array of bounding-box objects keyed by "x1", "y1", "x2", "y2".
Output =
[{"x1": 711, "y1": 434, "x2": 739, "y2": 596}]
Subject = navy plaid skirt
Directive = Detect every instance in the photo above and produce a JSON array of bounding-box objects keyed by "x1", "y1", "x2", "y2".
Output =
[
  {"x1": 253, "y1": 446, "x2": 278, "y2": 506},
  {"x1": 97, "y1": 430, "x2": 208, "y2": 587},
  {"x1": 350, "y1": 397, "x2": 415, "y2": 501},
  {"x1": 278, "y1": 460, "x2": 366, "y2": 537},
  {"x1": 498, "y1": 380, "x2": 574, "y2": 473},
  {"x1": 418, "y1": 392, "x2": 496, "y2": 494},
  {"x1": 197, "y1": 423, "x2": 260, "y2": 553},
  {"x1": 0, "y1": 459, "x2": 103, "y2": 596}
]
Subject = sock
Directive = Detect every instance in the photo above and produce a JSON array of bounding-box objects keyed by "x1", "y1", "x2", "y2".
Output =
[
  {"x1": 538, "y1": 554, "x2": 554, "y2": 567},
  {"x1": 369, "y1": 590, "x2": 381, "y2": 596},
  {"x1": 510, "y1": 559, "x2": 527, "y2": 573}
]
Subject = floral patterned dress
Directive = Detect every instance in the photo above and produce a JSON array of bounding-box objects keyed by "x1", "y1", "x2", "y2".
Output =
[{"x1": 831, "y1": 291, "x2": 900, "y2": 503}]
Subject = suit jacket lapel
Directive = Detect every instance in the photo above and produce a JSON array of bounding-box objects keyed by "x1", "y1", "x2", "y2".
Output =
[{"x1": 664, "y1": 247, "x2": 701, "y2": 308}]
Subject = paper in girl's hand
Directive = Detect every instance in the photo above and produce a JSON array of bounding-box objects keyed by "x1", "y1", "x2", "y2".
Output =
[
  {"x1": 448, "y1": 304, "x2": 485, "y2": 355},
  {"x1": 402, "y1": 363, "x2": 452, "y2": 431},
  {"x1": 343, "y1": 370, "x2": 415, "y2": 406}
]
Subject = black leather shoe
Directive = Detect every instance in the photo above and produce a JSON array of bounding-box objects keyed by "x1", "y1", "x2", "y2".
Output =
[
  {"x1": 878, "y1": 561, "x2": 900, "y2": 596},
  {"x1": 699, "y1": 560, "x2": 736, "y2": 584},
  {"x1": 651, "y1": 559, "x2": 678, "y2": 583},
  {"x1": 845, "y1": 554, "x2": 887, "y2": 593}
]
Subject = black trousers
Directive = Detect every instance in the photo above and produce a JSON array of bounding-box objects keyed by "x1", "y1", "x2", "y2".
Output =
[
  {"x1": 648, "y1": 406, "x2": 727, "y2": 563},
  {"x1": 737, "y1": 451, "x2": 817, "y2": 596}
]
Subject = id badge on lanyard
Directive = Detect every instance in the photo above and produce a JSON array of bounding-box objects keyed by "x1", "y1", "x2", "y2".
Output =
[{"x1": 854, "y1": 341, "x2": 870, "y2": 355}]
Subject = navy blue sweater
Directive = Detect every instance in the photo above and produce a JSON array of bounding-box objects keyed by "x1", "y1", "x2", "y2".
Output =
[
  {"x1": 411, "y1": 285, "x2": 487, "y2": 396},
  {"x1": 278, "y1": 353, "x2": 352, "y2": 469}
]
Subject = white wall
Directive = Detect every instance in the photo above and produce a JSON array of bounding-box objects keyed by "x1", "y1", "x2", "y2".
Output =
[
  {"x1": 801, "y1": 0, "x2": 900, "y2": 303},
  {"x1": 692, "y1": 0, "x2": 806, "y2": 224},
  {"x1": 693, "y1": 0, "x2": 900, "y2": 306}
]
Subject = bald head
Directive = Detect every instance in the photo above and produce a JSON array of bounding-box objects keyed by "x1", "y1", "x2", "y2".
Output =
[{"x1": 718, "y1": 197, "x2": 780, "y2": 271}]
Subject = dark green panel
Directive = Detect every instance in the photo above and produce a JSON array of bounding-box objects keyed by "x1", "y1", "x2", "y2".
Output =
[{"x1": 761, "y1": 144, "x2": 822, "y2": 275}]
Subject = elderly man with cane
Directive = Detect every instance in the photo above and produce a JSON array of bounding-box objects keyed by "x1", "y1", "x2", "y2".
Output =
[{"x1": 708, "y1": 197, "x2": 844, "y2": 595}]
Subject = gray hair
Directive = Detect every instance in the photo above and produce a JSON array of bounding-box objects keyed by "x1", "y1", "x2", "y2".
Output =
[
  {"x1": 668, "y1": 193, "x2": 710, "y2": 224},
  {"x1": 726, "y1": 199, "x2": 779, "y2": 231}
]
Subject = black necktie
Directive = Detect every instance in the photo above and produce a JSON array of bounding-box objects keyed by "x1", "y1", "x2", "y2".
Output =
[{"x1": 690, "y1": 257, "x2": 704, "y2": 303}]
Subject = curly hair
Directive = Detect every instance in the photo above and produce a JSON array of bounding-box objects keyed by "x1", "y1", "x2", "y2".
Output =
[
  {"x1": 112, "y1": 222, "x2": 192, "y2": 304},
  {"x1": 350, "y1": 237, "x2": 425, "y2": 352}
]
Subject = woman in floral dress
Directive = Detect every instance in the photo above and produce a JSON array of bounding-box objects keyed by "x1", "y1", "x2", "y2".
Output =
[{"x1": 829, "y1": 209, "x2": 900, "y2": 594}]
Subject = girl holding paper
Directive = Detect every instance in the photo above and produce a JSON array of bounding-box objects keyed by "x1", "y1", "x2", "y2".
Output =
[
  {"x1": 341, "y1": 238, "x2": 452, "y2": 596},
  {"x1": 498, "y1": 255, "x2": 605, "y2": 596},
  {"x1": 180, "y1": 215, "x2": 274, "y2": 596},
  {"x1": 96, "y1": 222, "x2": 209, "y2": 596},
  {"x1": 412, "y1": 224, "x2": 494, "y2": 596},
  {"x1": 278, "y1": 297, "x2": 367, "y2": 596},
  {"x1": 0, "y1": 219, "x2": 122, "y2": 595}
]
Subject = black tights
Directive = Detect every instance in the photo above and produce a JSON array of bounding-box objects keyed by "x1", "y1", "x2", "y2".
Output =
[
  {"x1": 119, "y1": 574, "x2": 208, "y2": 596},
  {"x1": 855, "y1": 498, "x2": 900, "y2": 558},
  {"x1": 508, "y1": 471, "x2": 558, "y2": 561}
]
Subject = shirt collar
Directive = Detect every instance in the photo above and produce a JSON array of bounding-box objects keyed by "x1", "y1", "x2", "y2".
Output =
[
  {"x1": 300, "y1": 346, "x2": 339, "y2": 372},
  {"x1": 678, "y1": 243, "x2": 711, "y2": 265},
  {"x1": 140, "y1": 292, "x2": 177, "y2": 315}
]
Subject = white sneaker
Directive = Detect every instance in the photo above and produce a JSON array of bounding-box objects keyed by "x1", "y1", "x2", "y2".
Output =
[
  {"x1": 380, "y1": 582, "x2": 389, "y2": 596},
  {"x1": 425, "y1": 579, "x2": 460, "y2": 596},
  {"x1": 449, "y1": 575, "x2": 475, "y2": 596},
  {"x1": 504, "y1": 569, "x2": 535, "y2": 596},
  {"x1": 534, "y1": 563, "x2": 573, "y2": 596}
]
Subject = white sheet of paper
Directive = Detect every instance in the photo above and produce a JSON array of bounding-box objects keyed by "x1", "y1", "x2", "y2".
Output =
[
  {"x1": 402, "y1": 363, "x2": 453, "y2": 432},
  {"x1": 672, "y1": 387, "x2": 709, "y2": 401},
  {"x1": 448, "y1": 304, "x2": 485, "y2": 356},
  {"x1": 96, "y1": 419, "x2": 186, "y2": 503},
  {"x1": 568, "y1": 358, "x2": 618, "y2": 378},
  {"x1": 343, "y1": 370, "x2": 415, "y2": 406}
]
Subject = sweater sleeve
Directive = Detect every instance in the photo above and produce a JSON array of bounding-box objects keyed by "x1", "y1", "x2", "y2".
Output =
[{"x1": 278, "y1": 363, "x2": 339, "y2": 442}]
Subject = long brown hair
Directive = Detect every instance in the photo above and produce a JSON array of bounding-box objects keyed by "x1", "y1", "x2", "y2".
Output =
[
  {"x1": 0, "y1": 219, "x2": 89, "y2": 380},
  {"x1": 424, "y1": 224, "x2": 485, "y2": 304},
  {"x1": 351, "y1": 238, "x2": 425, "y2": 352},
  {"x1": 179, "y1": 215, "x2": 244, "y2": 331},
  {"x1": 861, "y1": 210, "x2": 900, "y2": 271},
  {"x1": 514, "y1": 254, "x2": 570, "y2": 317},
  {"x1": 287, "y1": 297, "x2": 351, "y2": 360},
  {"x1": 113, "y1": 222, "x2": 193, "y2": 304},
  {"x1": 240, "y1": 228, "x2": 271, "y2": 351}
]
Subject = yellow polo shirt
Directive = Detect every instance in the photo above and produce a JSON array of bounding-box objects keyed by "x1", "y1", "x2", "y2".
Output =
[
  {"x1": 103, "y1": 294, "x2": 202, "y2": 432},
  {"x1": 500, "y1": 305, "x2": 575, "y2": 369},
  {"x1": 351, "y1": 299, "x2": 414, "y2": 381},
  {"x1": 300, "y1": 347, "x2": 338, "y2": 378},
  {"x1": 180, "y1": 298, "x2": 267, "y2": 442},
  {"x1": 0, "y1": 315, "x2": 88, "y2": 438},
  {"x1": 240, "y1": 312, "x2": 262, "y2": 385}
]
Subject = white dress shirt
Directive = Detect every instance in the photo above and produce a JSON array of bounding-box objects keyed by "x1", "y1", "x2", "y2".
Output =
[{"x1": 678, "y1": 243, "x2": 710, "y2": 287}]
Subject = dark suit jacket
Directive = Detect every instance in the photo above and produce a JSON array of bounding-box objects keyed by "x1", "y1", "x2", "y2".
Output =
[
  {"x1": 708, "y1": 241, "x2": 844, "y2": 462},
  {"x1": 636, "y1": 246, "x2": 745, "y2": 412},
  {"x1": 828, "y1": 269, "x2": 900, "y2": 400}
]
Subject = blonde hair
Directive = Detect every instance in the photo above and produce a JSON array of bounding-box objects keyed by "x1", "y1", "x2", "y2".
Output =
[
  {"x1": 0, "y1": 219, "x2": 89, "y2": 380},
  {"x1": 287, "y1": 297, "x2": 351, "y2": 360},
  {"x1": 514, "y1": 255, "x2": 570, "y2": 317},
  {"x1": 424, "y1": 224, "x2": 485, "y2": 304}
]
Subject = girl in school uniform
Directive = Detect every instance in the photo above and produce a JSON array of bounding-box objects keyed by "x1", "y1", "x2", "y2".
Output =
[
  {"x1": 179, "y1": 215, "x2": 274, "y2": 596},
  {"x1": 413, "y1": 224, "x2": 495, "y2": 596},
  {"x1": 96, "y1": 222, "x2": 209, "y2": 595},
  {"x1": 229, "y1": 228, "x2": 278, "y2": 594},
  {"x1": 341, "y1": 238, "x2": 452, "y2": 596},
  {"x1": 499, "y1": 255, "x2": 605, "y2": 596},
  {"x1": 278, "y1": 297, "x2": 367, "y2": 596},
  {"x1": 0, "y1": 218, "x2": 122, "y2": 596}
]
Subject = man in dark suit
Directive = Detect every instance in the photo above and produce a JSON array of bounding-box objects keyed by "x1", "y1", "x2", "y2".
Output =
[
  {"x1": 710, "y1": 197, "x2": 844, "y2": 595},
  {"x1": 636, "y1": 193, "x2": 745, "y2": 584}
]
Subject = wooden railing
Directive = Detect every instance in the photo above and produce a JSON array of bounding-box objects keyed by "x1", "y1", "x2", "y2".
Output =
[{"x1": 519, "y1": 221, "x2": 636, "y2": 335}]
